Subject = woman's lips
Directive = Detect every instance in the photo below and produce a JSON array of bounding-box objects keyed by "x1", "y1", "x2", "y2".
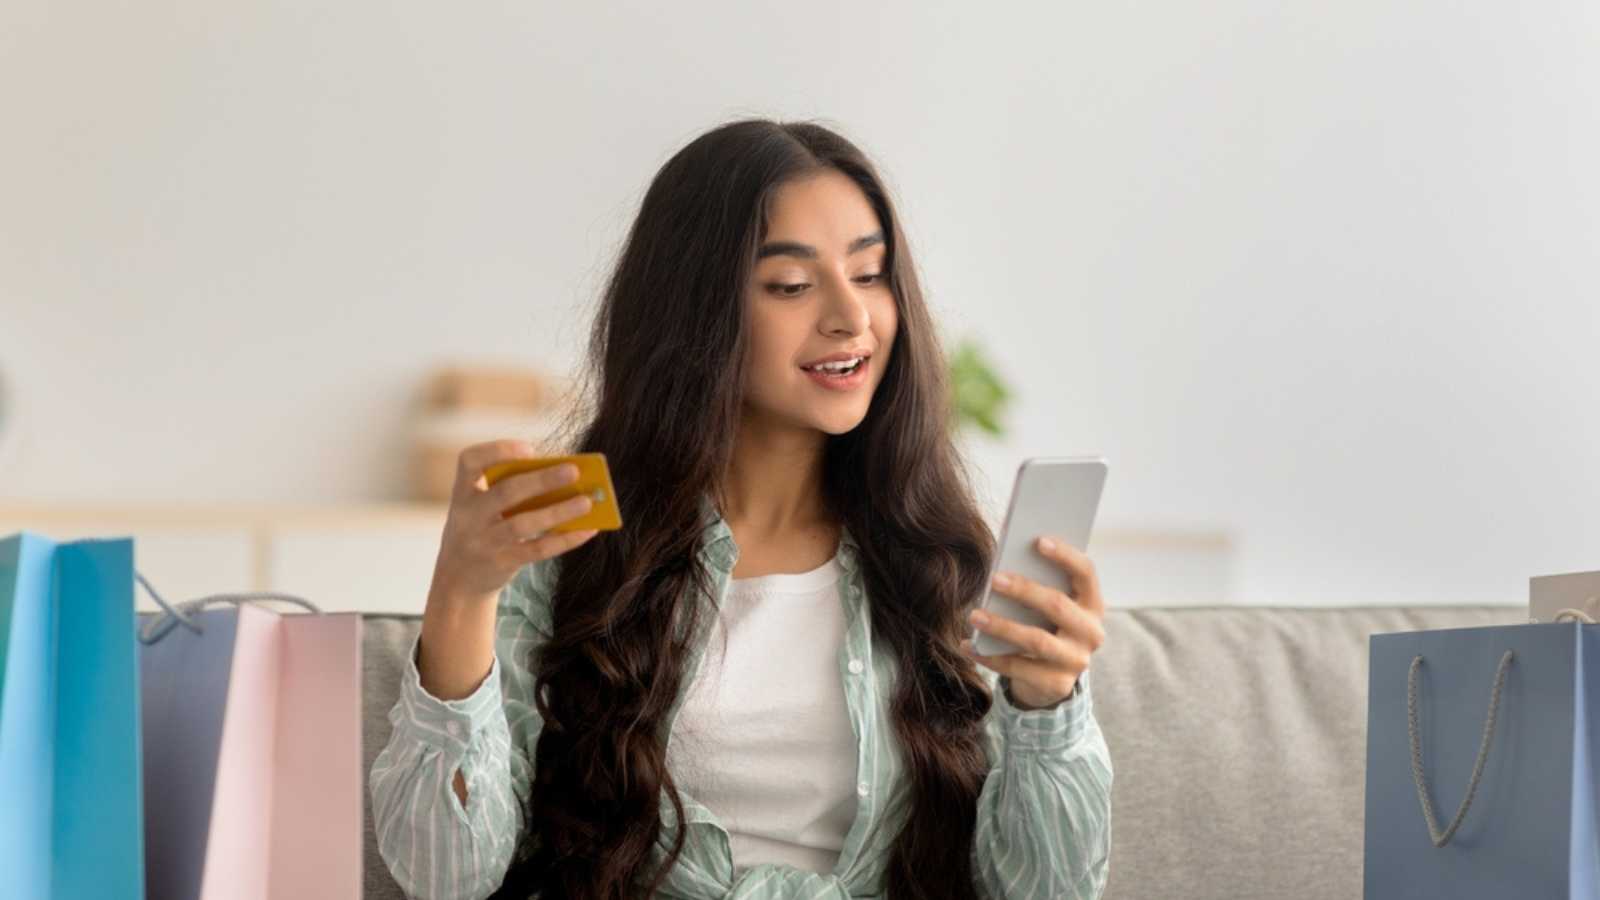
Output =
[{"x1": 800, "y1": 357, "x2": 869, "y2": 391}]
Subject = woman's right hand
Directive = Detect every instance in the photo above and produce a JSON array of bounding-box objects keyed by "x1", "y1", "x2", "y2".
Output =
[
  {"x1": 417, "y1": 440, "x2": 599, "y2": 704},
  {"x1": 428, "y1": 439, "x2": 601, "y2": 606}
]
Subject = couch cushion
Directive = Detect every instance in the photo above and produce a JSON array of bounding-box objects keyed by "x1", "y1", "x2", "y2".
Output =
[{"x1": 360, "y1": 618, "x2": 422, "y2": 900}]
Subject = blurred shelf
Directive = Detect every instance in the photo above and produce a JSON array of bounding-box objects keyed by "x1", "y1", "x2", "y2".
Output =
[
  {"x1": 0, "y1": 502, "x2": 451, "y2": 528},
  {"x1": 0, "y1": 504, "x2": 1236, "y2": 610},
  {"x1": 1, "y1": 503, "x2": 451, "y2": 615}
]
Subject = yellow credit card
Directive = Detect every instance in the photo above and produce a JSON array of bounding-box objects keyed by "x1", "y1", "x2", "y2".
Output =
[{"x1": 481, "y1": 452, "x2": 623, "y2": 532}]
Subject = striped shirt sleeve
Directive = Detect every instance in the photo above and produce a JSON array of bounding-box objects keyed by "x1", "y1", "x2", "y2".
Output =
[
  {"x1": 368, "y1": 560, "x2": 556, "y2": 900},
  {"x1": 971, "y1": 668, "x2": 1114, "y2": 900}
]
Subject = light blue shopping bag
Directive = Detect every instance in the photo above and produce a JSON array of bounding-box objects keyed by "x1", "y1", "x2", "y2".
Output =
[
  {"x1": 0, "y1": 531, "x2": 145, "y2": 900},
  {"x1": 1364, "y1": 622, "x2": 1600, "y2": 899}
]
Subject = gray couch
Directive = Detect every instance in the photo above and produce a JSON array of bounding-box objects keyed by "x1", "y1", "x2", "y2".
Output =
[{"x1": 358, "y1": 605, "x2": 1522, "y2": 899}]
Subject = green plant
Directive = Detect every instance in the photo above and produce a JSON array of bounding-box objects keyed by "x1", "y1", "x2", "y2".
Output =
[{"x1": 948, "y1": 338, "x2": 1013, "y2": 438}]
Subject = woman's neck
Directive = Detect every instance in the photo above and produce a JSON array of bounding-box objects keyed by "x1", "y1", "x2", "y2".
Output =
[{"x1": 717, "y1": 414, "x2": 836, "y2": 574}]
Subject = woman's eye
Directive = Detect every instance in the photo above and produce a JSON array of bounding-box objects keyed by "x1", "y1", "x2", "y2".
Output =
[{"x1": 765, "y1": 273, "x2": 881, "y2": 297}]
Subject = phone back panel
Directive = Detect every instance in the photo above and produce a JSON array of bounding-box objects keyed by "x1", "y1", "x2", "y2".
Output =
[{"x1": 972, "y1": 457, "x2": 1108, "y2": 657}]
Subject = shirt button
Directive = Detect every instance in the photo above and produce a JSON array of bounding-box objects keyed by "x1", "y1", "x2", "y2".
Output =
[
  {"x1": 446, "y1": 722, "x2": 462, "y2": 738},
  {"x1": 857, "y1": 781, "x2": 869, "y2": 797},
  {"x1": 847, "y1": 659, "x2": 864, "y2": 675}
]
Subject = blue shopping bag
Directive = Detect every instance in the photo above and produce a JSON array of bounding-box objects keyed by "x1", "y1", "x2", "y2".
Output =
[
  {"x1": 1363, "y1": 622, "x2": 1600, "y2": 899},
  {"x1": 0, "y1": 532, "x2": 145, "y2": 900}
]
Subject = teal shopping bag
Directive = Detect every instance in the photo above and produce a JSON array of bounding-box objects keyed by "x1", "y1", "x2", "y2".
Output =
[
  {"x1": 0, "y1": 531, "x2": 145, "y2": 900},
  {"x1": 1363, "y1": 622, "x2": 1600, "y2": 899}
]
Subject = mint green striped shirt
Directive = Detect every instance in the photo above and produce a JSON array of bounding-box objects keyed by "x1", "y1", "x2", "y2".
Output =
[{"x1": 370, "y1": 499, "x2": 1113, "y2": 899}]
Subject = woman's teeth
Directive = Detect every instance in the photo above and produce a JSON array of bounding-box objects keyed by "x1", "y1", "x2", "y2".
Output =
[{"x1": 805, "y1": 358, "x2": 863, "y2": 374}]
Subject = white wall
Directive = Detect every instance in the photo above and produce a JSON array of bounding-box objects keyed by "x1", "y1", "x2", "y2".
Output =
[{"x1": 4, "y1": 1, "x2": 1596, "y2": 606}]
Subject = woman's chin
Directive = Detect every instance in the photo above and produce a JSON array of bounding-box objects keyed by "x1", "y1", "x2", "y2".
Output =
[{"x1": 812, "y1": 408, "x2": 871, "y2": 436}]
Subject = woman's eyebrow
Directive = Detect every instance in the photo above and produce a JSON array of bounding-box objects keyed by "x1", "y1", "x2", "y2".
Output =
[{"x1": 757, "y1": 230, "x2": 885, "y2": 260}]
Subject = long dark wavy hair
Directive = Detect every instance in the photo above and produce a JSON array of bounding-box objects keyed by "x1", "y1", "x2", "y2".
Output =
[{"x1": 494, "y1": 118, "x2": 998, "y2": 899}]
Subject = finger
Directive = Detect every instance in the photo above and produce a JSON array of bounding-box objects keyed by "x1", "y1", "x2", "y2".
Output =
[
  {"x1": 992, "y1": 572, "x2": 1106, "y2": 651},
  {"x1": 454, "y1": 440, "x2": 542, "y2": 499},
  {"x1": 961, "y1": 641, "x2": 1083, "y2": 700},
  {"x1": 1034, "y1": 536, "x2": 1105, "y2": 617},
  {"x1": 482, "y1": 462, "x2": 581, "y2": 517},
  {"x1": 494, "y1": 493, "x2": 594, "y2": 544},
  {"x1": 504, "y1": 527, "x2": 600, "y2": 567},
  {"x1": 968, "y1": 607, "x2": 1078, "y2": 667}
]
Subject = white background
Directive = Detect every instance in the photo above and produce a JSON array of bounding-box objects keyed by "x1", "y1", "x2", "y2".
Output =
[{"x1": 4, "y1": 1, "x2": 1596, "y2": 605}]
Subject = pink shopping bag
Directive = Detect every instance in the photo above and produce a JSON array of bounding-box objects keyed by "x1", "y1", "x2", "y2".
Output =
[{"x1": 139, "y1": 595, "x2": 362, "y2": 900}]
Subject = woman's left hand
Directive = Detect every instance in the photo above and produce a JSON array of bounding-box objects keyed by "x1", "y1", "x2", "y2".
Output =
[{"x1": 961, "y1": 535, "x2": 1107, "y2": 709}]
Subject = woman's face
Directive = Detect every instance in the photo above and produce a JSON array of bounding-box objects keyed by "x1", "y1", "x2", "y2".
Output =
[{"x1": 742, "y1": 169, "x2": 898, "y2": 436}]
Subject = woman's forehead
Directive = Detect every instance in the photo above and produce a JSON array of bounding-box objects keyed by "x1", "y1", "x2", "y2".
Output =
[{"x1": 761, "y1": 171, "x2": 882, "y2": 250}]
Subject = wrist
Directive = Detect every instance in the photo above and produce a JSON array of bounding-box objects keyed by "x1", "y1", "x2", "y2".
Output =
[
  {"x1": 1002, "y1": 674, "x2": 1076, "y2": 711},
  {"x1": 418, "y1": 599, "x2": 498, "y2": 701}
]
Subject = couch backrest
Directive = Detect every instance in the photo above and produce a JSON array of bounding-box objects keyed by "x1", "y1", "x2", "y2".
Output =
[{"x1": 1091, "y1": 605, "x2": 1521, "y2": 900}]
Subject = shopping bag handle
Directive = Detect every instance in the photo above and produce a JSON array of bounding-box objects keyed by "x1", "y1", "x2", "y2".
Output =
[
  {"x1": 136, "y1": 571, "x2": 323, "y2": 645},
  {"x1": 1406, "y1": 649, "x2": 1514, "y2": 848},
  {"x1": 1553, "y1": 606, "x2": 1598, "y2": 624}
]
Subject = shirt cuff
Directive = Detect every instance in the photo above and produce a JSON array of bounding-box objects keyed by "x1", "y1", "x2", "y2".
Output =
[
  {"x1": 994, "y1": 668, "x2": 1094, "y2": 753},
  {"x1": 391, "y1": 633, "x2": 505, "y2": 760}
]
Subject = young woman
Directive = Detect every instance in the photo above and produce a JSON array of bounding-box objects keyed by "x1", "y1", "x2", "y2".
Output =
[{"x1": 370, "y1": 119, "x2": 1113, "y2": 900}]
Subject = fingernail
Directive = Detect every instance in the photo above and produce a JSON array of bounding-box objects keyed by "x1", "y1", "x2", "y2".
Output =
[
  {"x1": 992, "y1": 573, "x2": 1011, "y2": 589},
  {"x1": 562, "y1": 465, "x2": 580, "y2": 481},
  {"x1": 969, "y1": 610, "x2": 988, "y2": 626},
  {"x1": 1037, "y1": 537, "x2": 1056, "y2": 552}
]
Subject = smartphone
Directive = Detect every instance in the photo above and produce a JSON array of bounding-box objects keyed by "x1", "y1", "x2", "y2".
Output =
[
  {"x1": 481, "y1": 452, "x2": 624, "y2": 532},
  {"x1": 971, "y1": 456, "x2": 1109, "y2": 657}
]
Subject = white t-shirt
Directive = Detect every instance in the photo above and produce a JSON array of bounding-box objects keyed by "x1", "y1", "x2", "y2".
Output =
[{"x1": 663, "y1": 549, "x2": 858, "y2": 876}]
